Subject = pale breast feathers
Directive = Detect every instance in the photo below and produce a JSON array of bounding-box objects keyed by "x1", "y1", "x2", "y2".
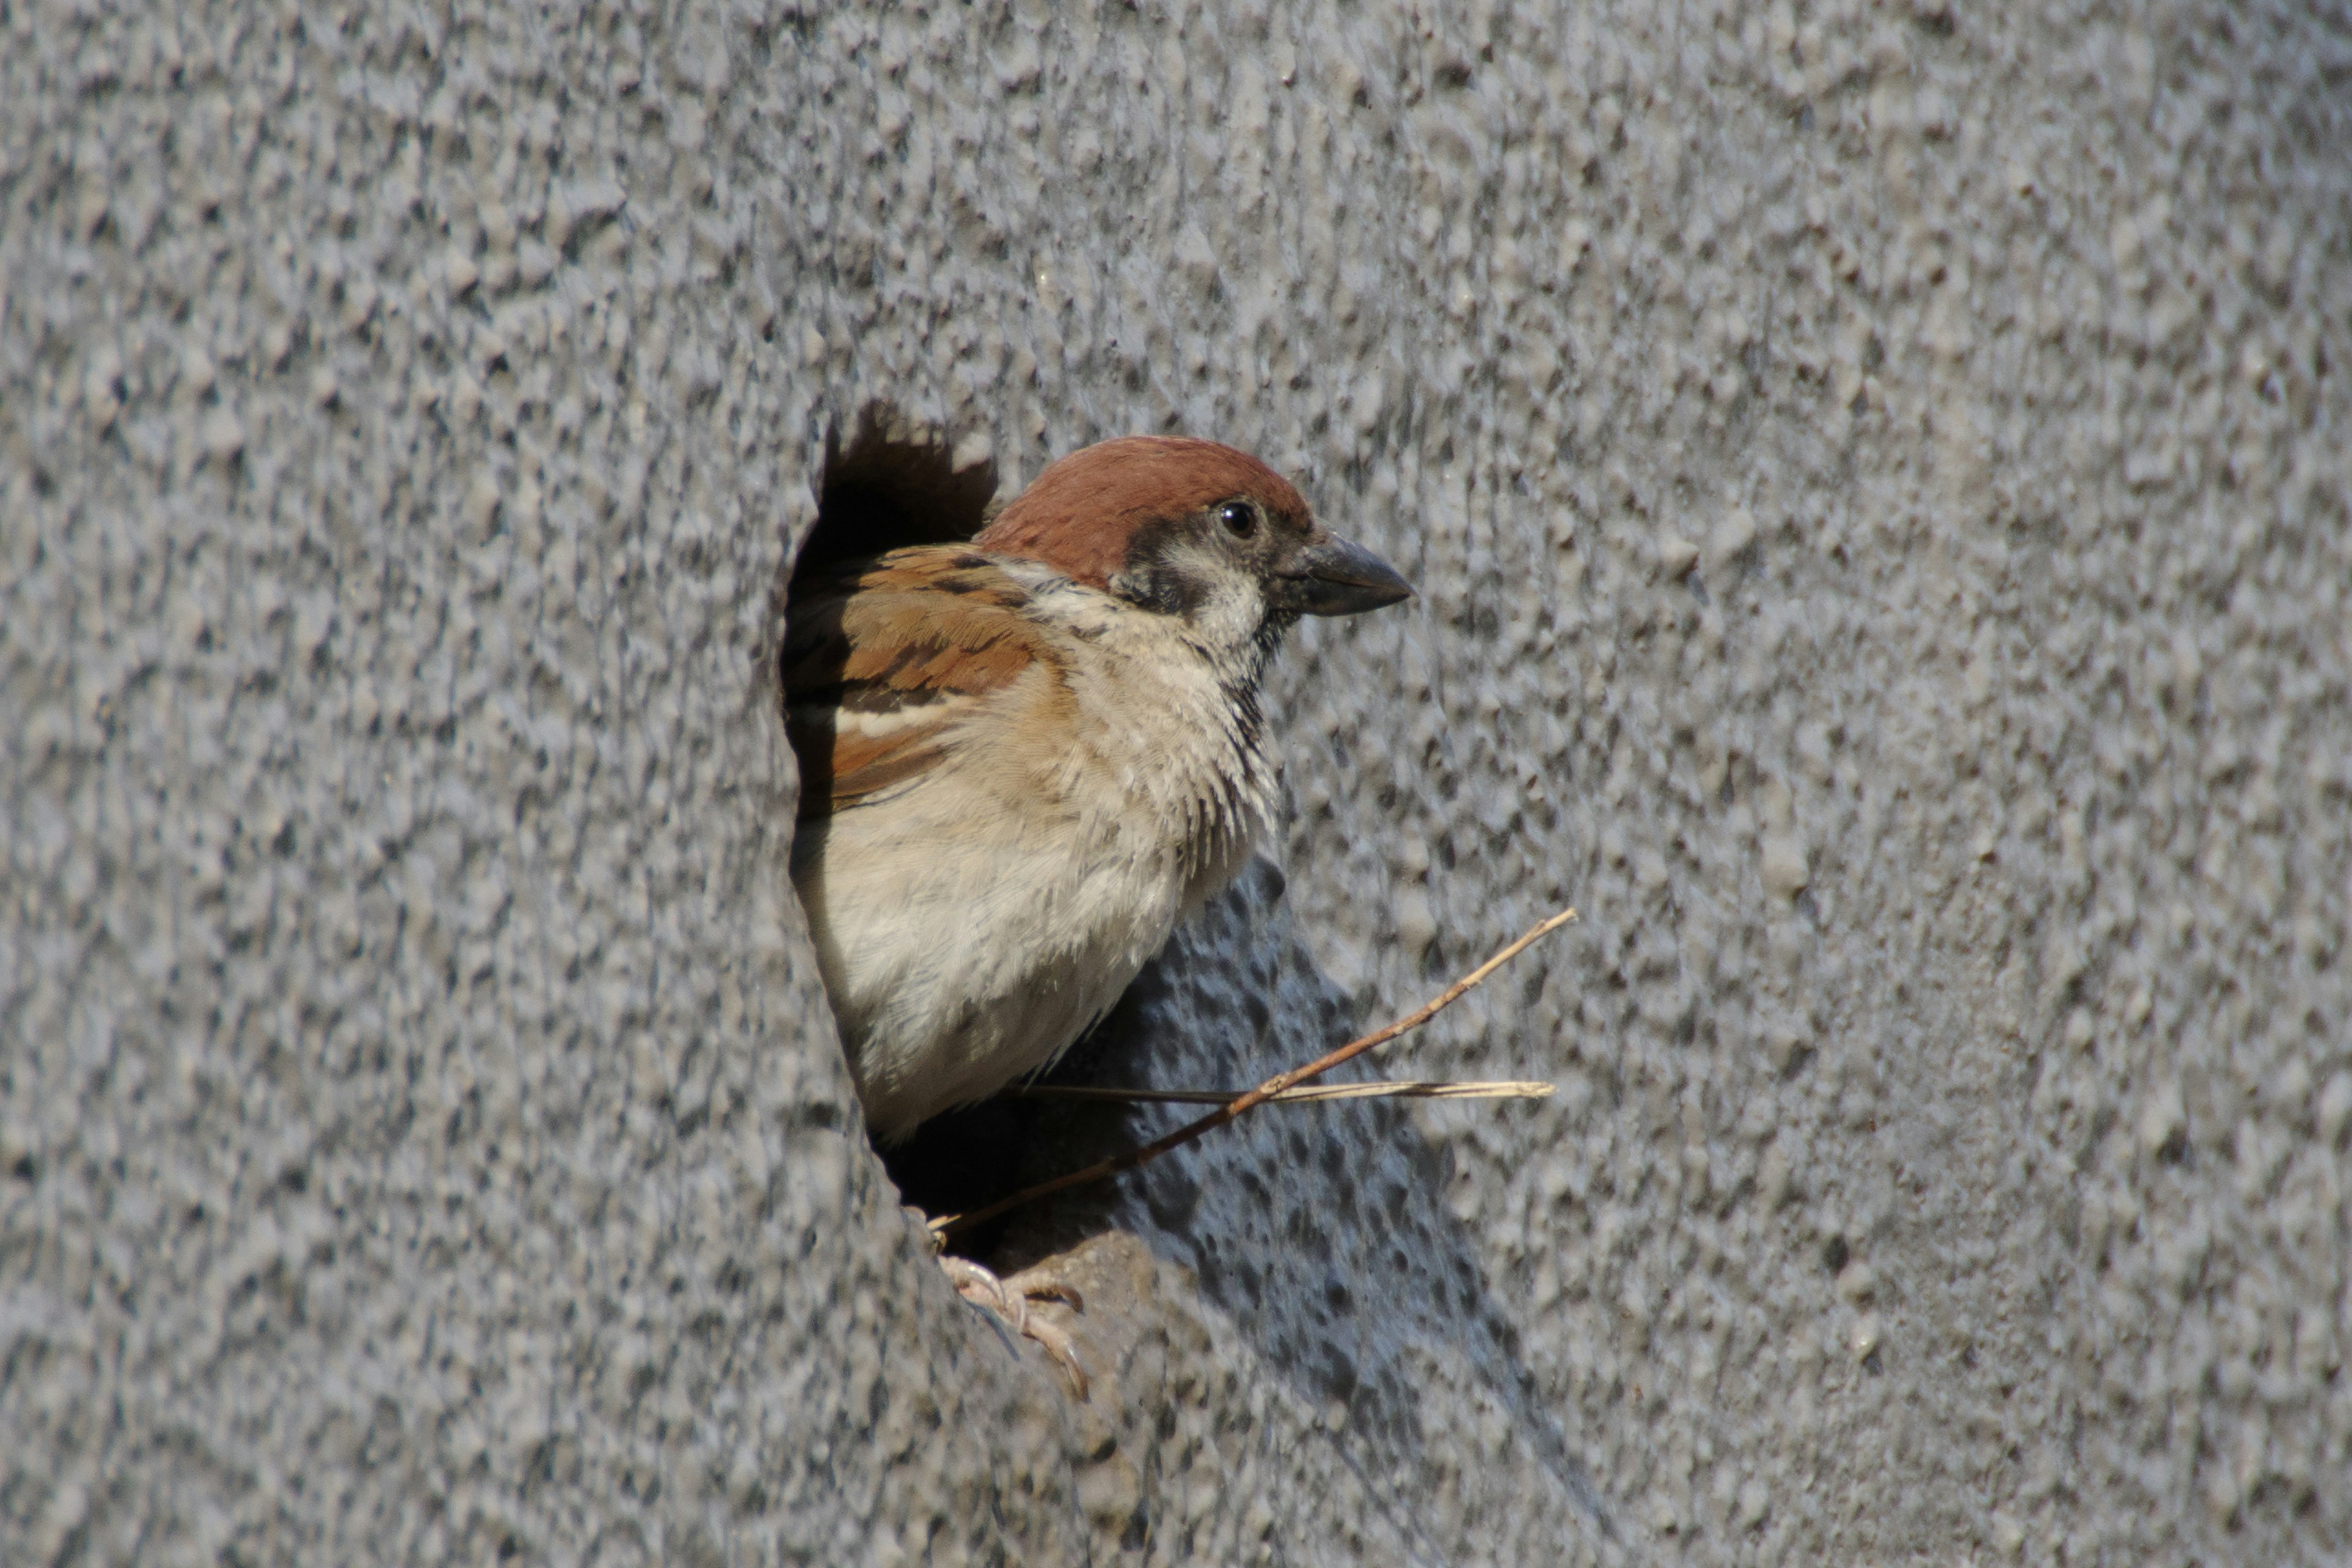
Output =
[{"x1": 782, "y1": 549, "x2": 1059, "y2": 819}]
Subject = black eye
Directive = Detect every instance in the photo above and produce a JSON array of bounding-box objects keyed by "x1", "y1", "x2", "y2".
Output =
[{"x1": 1219, "y1": 502, "x2": 1257, "y2": 538}]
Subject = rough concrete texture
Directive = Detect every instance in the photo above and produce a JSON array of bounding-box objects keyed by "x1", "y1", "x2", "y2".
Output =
[{"x1": 5, "y1": 0, "x2": 2349, "y2": 1562}]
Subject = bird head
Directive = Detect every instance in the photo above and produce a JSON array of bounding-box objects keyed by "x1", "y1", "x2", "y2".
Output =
[{"x1": 973, "y1": 437, "x2": 1413, "y2": 655}]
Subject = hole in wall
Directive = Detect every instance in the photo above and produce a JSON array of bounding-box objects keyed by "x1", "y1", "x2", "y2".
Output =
[
  {"x1": 782, "y1": 402, "x2": 1101, "y2": 1260},
  {"x1": 790, "y1": 401, "x2": 1000, "y2": 588}
]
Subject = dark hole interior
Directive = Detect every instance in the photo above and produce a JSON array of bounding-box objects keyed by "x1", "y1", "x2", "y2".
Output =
[{"x1": 790, "y1": 404, "x2": 1000, "y2": 589}]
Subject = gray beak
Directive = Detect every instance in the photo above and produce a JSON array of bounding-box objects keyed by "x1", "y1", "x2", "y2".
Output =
[{"x1": 1276, "y1": 530, "x2": 1415, "y2": 617}]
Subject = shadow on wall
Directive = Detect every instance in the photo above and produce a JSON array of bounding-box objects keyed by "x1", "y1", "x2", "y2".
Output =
[
  {"x1": 1011, "y1": 867, "x2": 1613, "y2": 1553},
  {"x1": 782, "y1": 407, "x2": 1611, "y2": 1553}
]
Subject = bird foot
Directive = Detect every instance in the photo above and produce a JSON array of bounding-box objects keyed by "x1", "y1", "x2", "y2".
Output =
[{"x1": 940, "y1": 1255, "x2": 1090, "y2": 1398}]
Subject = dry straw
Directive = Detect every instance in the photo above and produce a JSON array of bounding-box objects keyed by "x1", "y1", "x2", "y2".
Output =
[
  {"x1": 931, "y1": 907, "x2": 1578, "y2": 1240},
  {"x1": 1010, "y1": 1080, "x2": 1555, "y2": 1106}
]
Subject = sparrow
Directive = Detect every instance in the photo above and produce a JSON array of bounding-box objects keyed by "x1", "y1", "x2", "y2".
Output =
[{"x1": 783, "y1": 436, "x2": 1414, "y2": 1145}]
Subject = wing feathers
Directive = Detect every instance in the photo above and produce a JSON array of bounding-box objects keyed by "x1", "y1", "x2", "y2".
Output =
[{"x1": 783, "y1": 548, "x2": 1054, "y2": 818}]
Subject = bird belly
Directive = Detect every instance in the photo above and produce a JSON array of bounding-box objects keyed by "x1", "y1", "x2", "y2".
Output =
[{"x1": 794, "y1": 795, "x2": 1217, "y2": 1142}]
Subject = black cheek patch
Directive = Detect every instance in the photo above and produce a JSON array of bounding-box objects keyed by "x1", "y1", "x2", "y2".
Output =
[
  {"x1": 1126, "y1": 562, "x2": 1211, "y2": 617},
  {"x1": 1113, "y1": 518, "x2": 1215, "y2": 617}
]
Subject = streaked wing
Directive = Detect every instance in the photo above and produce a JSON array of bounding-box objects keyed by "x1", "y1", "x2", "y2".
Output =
[{"x1": 782, "y1": 548, "x2": 1050, "y2": 818}]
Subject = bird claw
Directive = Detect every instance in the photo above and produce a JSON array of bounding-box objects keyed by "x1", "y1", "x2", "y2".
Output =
[{"x1": 940, "y1": 1255, "x2": 1090, "y2": 1398}]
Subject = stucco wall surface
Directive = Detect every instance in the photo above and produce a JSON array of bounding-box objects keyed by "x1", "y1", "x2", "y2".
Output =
[{"x1": 5, "y1": 1, "x2": 2350, "y2": 1564}]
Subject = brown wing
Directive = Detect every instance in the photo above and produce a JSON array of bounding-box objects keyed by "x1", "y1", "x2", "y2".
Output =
[{"x1": 782, "y1": 547, "x2": 1052, "y2": 819}]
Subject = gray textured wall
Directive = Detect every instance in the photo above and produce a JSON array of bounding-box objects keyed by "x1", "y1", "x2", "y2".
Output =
[{"x1": 5, "y1": 1, "x2": 2348, "y2": 1563}]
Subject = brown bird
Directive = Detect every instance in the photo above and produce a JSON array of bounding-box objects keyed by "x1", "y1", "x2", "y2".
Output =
[{"x1": 783, "y1": 435, "x2": 1412, "y2": 1382}]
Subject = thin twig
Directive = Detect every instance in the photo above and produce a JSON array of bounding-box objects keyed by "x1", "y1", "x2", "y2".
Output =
[
  {"x1": 1008, "y1": 1079, "x2": 1556, "y2": 1106},
  {"x1": 931, "y1": 907, "x2": 1577, "y2": 1240}
]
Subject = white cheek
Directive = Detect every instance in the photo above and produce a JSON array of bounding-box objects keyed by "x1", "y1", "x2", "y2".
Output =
[
  {"x1": 1159, "y1": 538, "x2": 1265, "y2": 653},
  {"x1": 1194, "y1": 576, "x2": 1266, "y2": 651}
]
